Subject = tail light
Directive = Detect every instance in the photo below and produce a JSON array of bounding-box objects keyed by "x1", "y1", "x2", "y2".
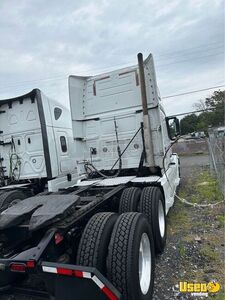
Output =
[
  {"x1": 55, "y1": 233, "x2": 64, "y2": 245},
  {"x1": 10, "y1": 263, "x2": 26, "y2": 273},
  {"x1": 26, "y1": 260, "x2": 36, "y2": 268},
  {"x1": 10, "y1": 260, "x2": 36, "y2": 272}
]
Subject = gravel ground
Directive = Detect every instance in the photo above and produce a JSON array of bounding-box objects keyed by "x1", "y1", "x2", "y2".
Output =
[
  {"x1": 179, "y1": 154, "x2": 210, "y2": 170},
  {"x1": 153, "y1": 154, "x2": 224, "y2": 300},
  {"x1": 0, "y1": 154, "x2": 224, "y2": 300}
]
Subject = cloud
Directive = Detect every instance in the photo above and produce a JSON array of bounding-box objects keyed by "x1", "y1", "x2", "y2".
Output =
[{"x1": 0, "y1": 0, "x2": 224, "y2": 114}]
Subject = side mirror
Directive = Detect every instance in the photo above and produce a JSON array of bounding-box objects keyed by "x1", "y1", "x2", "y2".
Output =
[{"x1": 166, "y1": 116, "x2": 180, "y2": 140}]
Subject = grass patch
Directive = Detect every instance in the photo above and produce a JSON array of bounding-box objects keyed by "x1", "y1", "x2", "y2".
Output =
[
  {"x1": 168, "y1": 207, "x2": 190, "y2": 232},
  {"x1": 193, "y1": 172, "x2": 223, "y2": 204},
  {"x1": 216, "y1": 214, "x2": 225, "y2": 228},
  {"x1": 178, "y1": 170, "x2": 223, "y2": 205},
  {"x1": 168, "y1": 209, "x2": 188, "y2": 224},
  {"x1": 200, "y1": 244, "x2": 219, "y2": 261},
  {"x1": 211, "y1": 293, "x2": 225, "y2": 300},
  {"x1": 168, "y1": 166, "x2": 224, "y2": 297},
  {"x1": 179, "y1": 241, "x2": 186, "y2": 257}
]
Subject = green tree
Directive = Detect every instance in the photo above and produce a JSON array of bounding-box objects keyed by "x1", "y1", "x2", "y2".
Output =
[
  {"x1": 180, "y1": 114, "x2": 198, "y2": 134},
  {"x1": 196, "y1": 111, "x2": 211, "y2": 131},
  {"x1": 205, "y1": 90, "x2": 225, "y2": 126},
  {"x1": 180, "y1": 90, "x2": 225, "y2": 135}
]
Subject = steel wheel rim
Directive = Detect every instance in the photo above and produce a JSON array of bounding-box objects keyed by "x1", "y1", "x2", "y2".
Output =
[
  {"x1": 139, "y1": 233, "x2": 151, "y2": 295},
  {"x1": 158, "y1": 200, "x2": 165, "y2": 237}
]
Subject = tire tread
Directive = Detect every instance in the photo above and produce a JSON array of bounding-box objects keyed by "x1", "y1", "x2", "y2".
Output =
[
  {"x1": 77, "y1": 212, "x2": 116, "y2": 271},
  {"x1": 108, "y1": 213, "x2": 143, "y2": 299},
  {"x1": 119, "y1": 187, "x2": 141, "y2": 213},
  {"x1": 0, "y1": 190, "x2": 26, "y2": 211}
]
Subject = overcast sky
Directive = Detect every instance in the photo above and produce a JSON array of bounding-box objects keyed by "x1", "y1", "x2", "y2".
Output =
[{"x1": 0, "y1": 0, "x2": 224, "y2": 116}]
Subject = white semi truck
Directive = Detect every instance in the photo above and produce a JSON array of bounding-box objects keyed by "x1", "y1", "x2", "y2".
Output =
[
  {"x1": 0, "y1": 53, "x2": 180, "y2": 300},
  {"x1": 0, "y1": 89, "x2": 79, "y2": 210}
]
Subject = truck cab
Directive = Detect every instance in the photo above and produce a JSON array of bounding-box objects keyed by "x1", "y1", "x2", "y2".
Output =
[
  {"x1": 69, "y1": 53, "x2": 173, "y2": 176},
  {"x1": 0, "y1": 89, "x2": 76, "y2": 190}
]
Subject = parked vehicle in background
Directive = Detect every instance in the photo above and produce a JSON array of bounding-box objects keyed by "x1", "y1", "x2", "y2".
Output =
[
  {"x1": 214, "y1": 126, "x2": 225, "y2": 138},
  {"x1": 190, "y1": 131, "x2": 206, "y2": 138},
  {"x1": 0, "y1": 89, "x2": 78, "y2": 210}
]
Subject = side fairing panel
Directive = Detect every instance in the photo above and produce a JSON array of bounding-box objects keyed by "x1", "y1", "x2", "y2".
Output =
[
  {"x1": 69, "y1": 54, "x2": 172, "y2": 174},
  {"x1": 0, "y1": 92, "x2": 47, "y2": 179},
  {"x1": 43, "y1": 93, "x2": 76, "y2": 176}
]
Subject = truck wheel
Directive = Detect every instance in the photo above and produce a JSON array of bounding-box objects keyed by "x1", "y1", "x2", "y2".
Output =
[
  {"x1": 76, "y1": 212, "x2": 118, "y2": 275},
  {"x1": 119, "y1": 187, "x2": 141, "y2": 213},
  {"x1": 0, "y1": 190, "x2": 26, "y2": 212},
  {"x1": 138, "y1": 187, "x2": 166, "y2": 254},
  {"x1": 107, "y1": 212, "x2": 155, "y2": 300}
]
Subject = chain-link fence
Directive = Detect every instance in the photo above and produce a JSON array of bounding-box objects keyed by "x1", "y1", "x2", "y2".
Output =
[{"x1": 208, "y1": 127, "x2": 225, "y2": 197}]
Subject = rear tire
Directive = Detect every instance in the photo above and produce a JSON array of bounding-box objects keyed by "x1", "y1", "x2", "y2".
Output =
[
  {"x1": 107, "y1": 212, "x2": 155, "y2": 300},
  {"x1": 138, "y1": 187, "x2": 167, "y2": 254},
  {"x1": 119, "y1": 187, "x2": 141, "y2": 213},
  {"x1": 0, "y1": 190, "x2": 26, "y2": 212},
  {"x1": 76, "y1": 212, "x2": 118, "y2": 275}
]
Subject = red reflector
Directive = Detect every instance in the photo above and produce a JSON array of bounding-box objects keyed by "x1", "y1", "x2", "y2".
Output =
[
  {"x1": 102, "y1": 286, "x2": 118, "y2": 300},
  {"x1": 26, "y1": 260, "x2": 36, "y2": 268},
  {"x1": 57, "y1": 267, "x2": 73, "y2": 276},
  {"x1": 74, "y1": 270, "x2": 83, "y2": 278},
  {"x1": 55, "y1": 233, "x2": 64, "y2": 245},
  {"x1": 10, "y1": 263, "x2": 26, "y2": 273}
]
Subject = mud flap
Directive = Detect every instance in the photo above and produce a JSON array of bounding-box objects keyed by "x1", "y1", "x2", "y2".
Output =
[{"x1": 41, "y1": 262, "x2": 121, "y2": 300}]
